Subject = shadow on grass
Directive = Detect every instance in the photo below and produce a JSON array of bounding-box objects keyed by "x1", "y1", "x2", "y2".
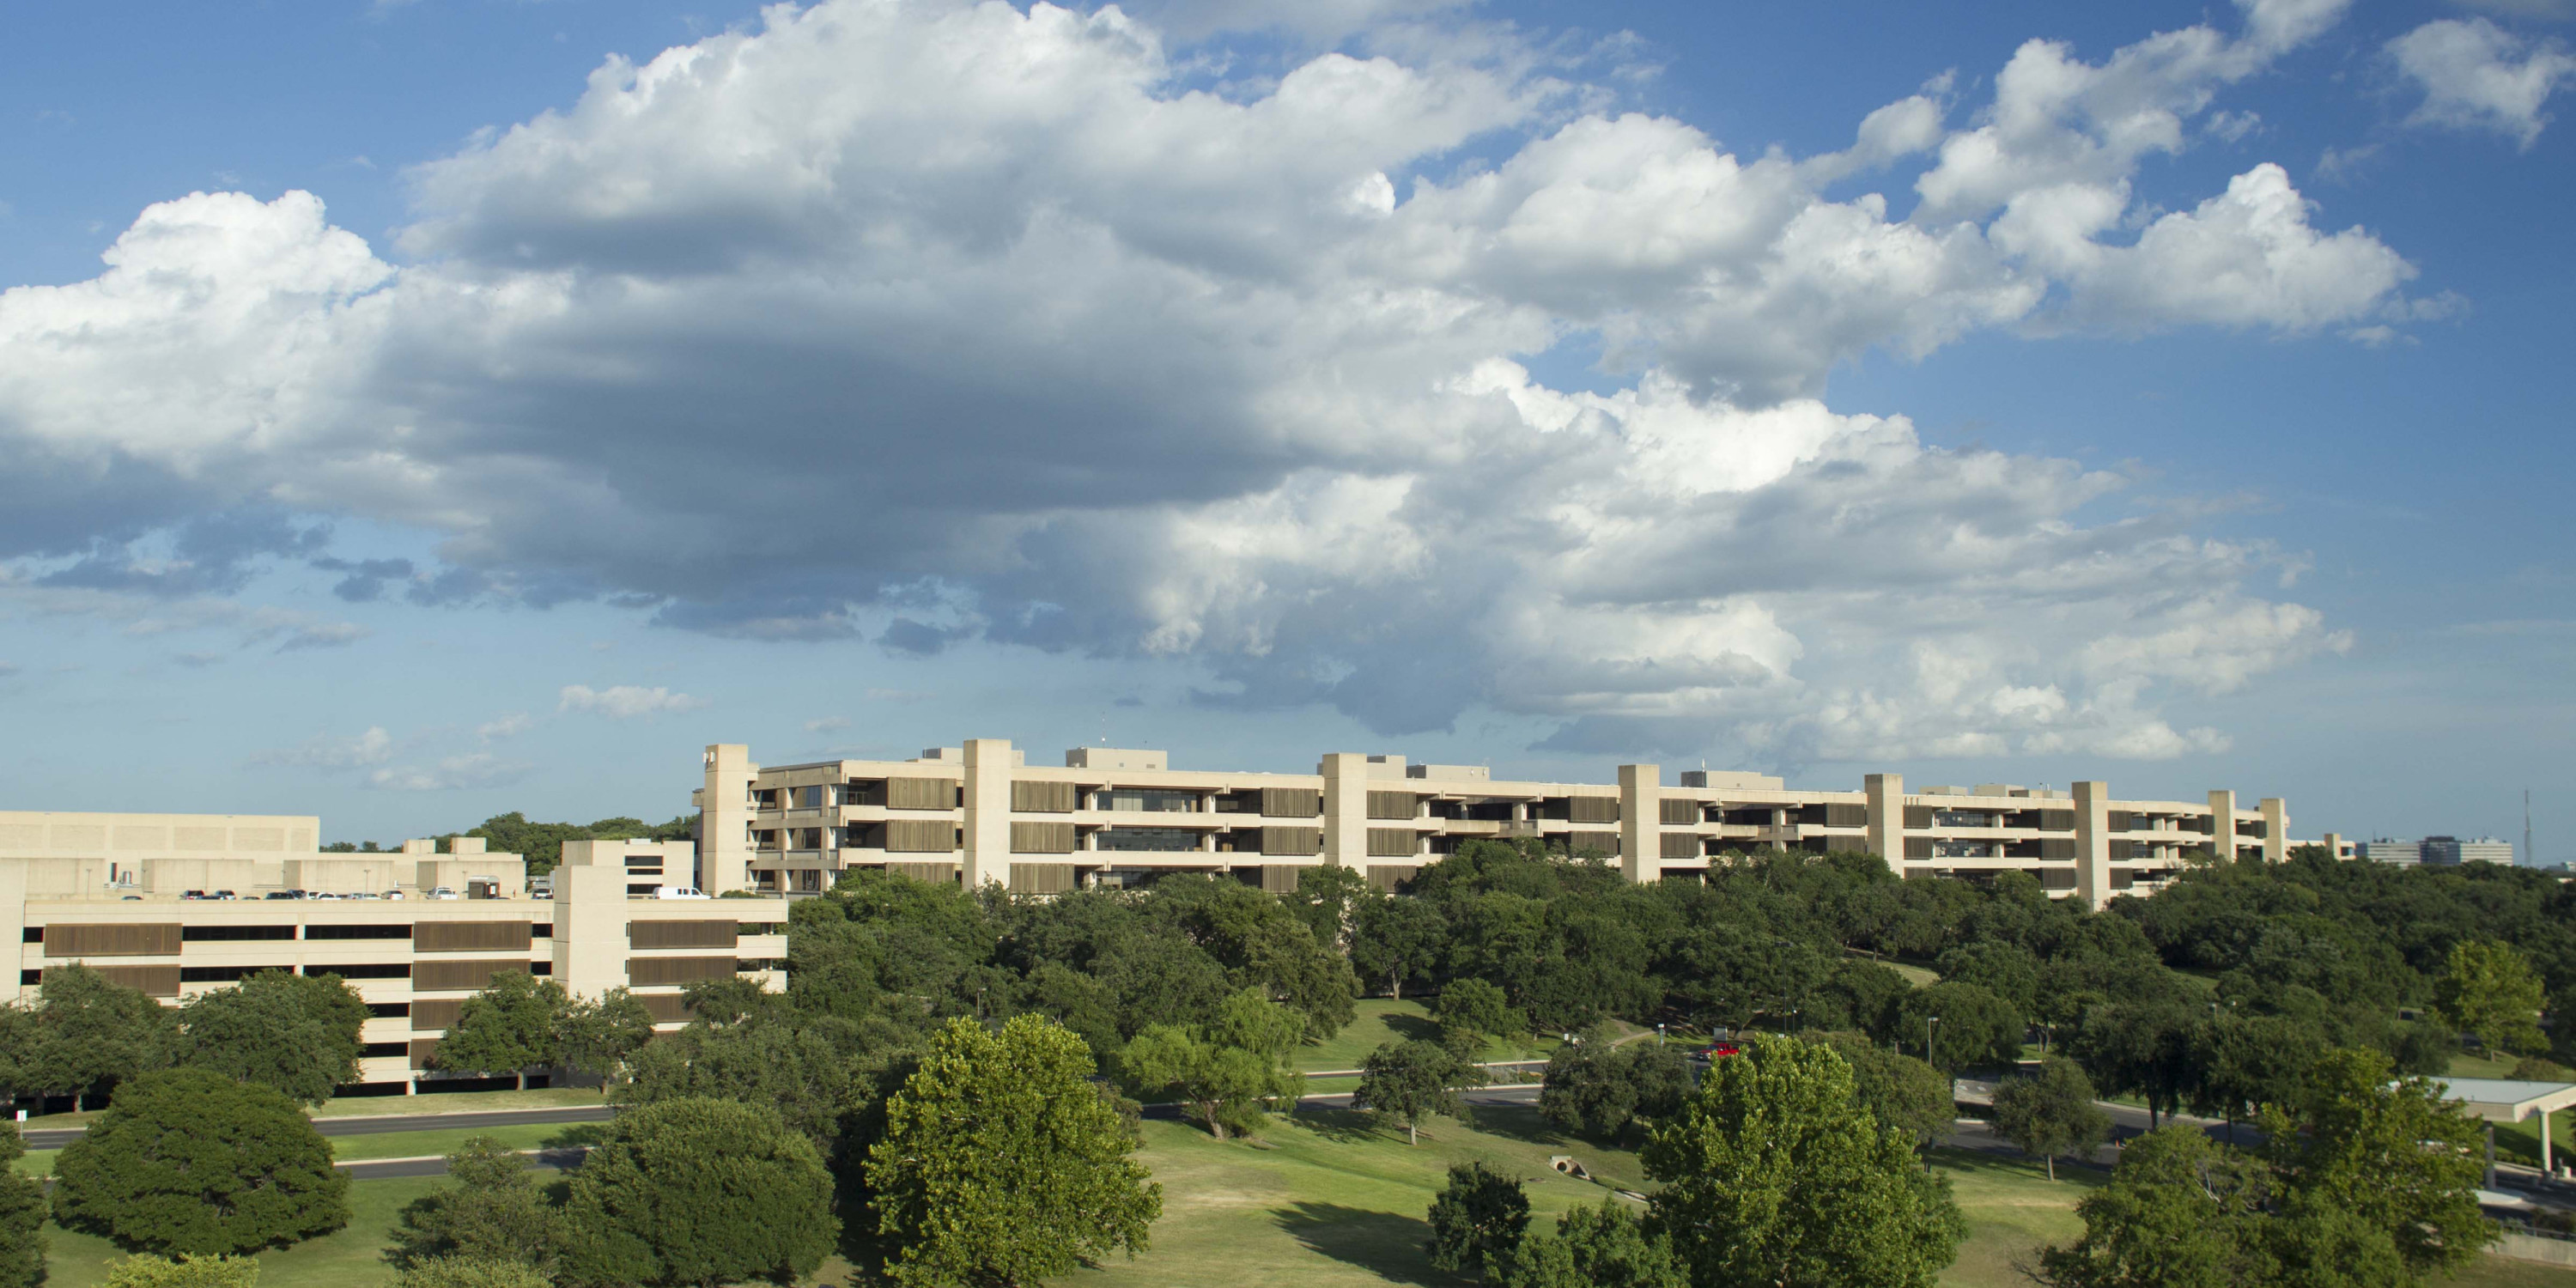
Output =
[
  {"x1": 1457, "y1": 1103, "x2": 1581, "y2": 1151},
  {"x1": 1928, "y1": 1145, "x2": 2111, "y2": 1189},
  {"x1": 1384, "y1": 1013, "x2": 1442, "y2": 1044},
  {"x1": 1272, "y1": 1201, "x2": 1459, "y2": 1286},
  {"x1": 542, "y1": 1123, "x2": 611, "y2": 1150},
  {"x1": 1295, "y1": 1105, "x2": 1393, "y2": 1145}
]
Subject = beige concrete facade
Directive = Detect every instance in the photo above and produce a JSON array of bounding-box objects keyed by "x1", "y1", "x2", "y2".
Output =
[
  {"x1": 705, "y1": 740, "x2": 2308, "y2": 908},
  {"x1": 0, "y1": 812, "x2": 787, "y2": 1092}
]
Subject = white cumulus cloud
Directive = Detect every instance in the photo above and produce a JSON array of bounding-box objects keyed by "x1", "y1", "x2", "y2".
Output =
[
  {"x1": 559, "y1": 684, "x2": 709, "y2": 719},
  {"x1": 2391, "y1": 17, "x2": 2576, "y2": 149}
]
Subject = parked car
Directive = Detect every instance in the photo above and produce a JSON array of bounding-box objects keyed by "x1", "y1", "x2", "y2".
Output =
[
  {"x1": 382, "y1": 890, "x2": 406, "y2": 900},
  {"x1": 427, "y1": 887, "x2": 460, "y2": 900},
  {"x1": 345, "y1": 891, "x2": 380, "y2": 900},
  {"x1": 263, "y1": 890, "x2": 304, "y2": 900},
  {"x1": 181, "y1": 890, "x2": 207, "y2": 901},
  {"x1": 653, "y1": 886, "x2": 711, "y2": 900},
  {"x1": 210, "y1": 890, "x2": 238, "y2": 900},
  {"x1": 1691, "y1": 1042, "x2": 1744, "y2": 1061}
]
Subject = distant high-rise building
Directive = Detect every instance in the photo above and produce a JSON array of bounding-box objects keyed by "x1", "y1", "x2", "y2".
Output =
[
  {"x1": 2360, "y1": 838, "x2": 2423, "y2": 866},
  {"x1": 2423, "y1": 835, "x2": 2514, "y2": 866}
]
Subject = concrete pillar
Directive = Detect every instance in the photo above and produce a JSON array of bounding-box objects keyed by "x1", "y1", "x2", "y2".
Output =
[
  {"x1": 2323, "y1": 831, "x2": 2346, "y2": 861},
  {"x1": 551, "y1": 864, "x2": 627, "y2": 1000},
  {"x1": 1320, "y1": 753, "x2": 1369, "y2": 869},
  {"x1": 2260, "y1": 798, "x2": 2287, "y2": 864},
  {"x1": 962, "y1": 738, "x2": 1013, "y2": 890},
  {"x1": 1619, "y1": 764, "x2": 1659, "y2": 884},
  {"x1": 0, "y1": 862, "x2": 24, "y2": 1006},
  {"x1": 2208, "y1": 789, "x2": 2237, "y2": 863},
  {"x1": 1864, "y1": 773, "x2": 1903, "y2": 864},
  {"x1": 699, "y1": 744, "x2": 756, "y2": 896},
  {"x1": 2073, "y1": 781, "x2": 2111, "y2": 910}
]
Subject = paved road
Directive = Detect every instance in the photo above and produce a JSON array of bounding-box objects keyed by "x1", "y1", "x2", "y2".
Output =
[
  {"x1": 342, "y1": 1146, "x2": 592, "y2": 1181},
  {"x1": 22, "y1": 1103, "x2": 617, "y2": 1151}
]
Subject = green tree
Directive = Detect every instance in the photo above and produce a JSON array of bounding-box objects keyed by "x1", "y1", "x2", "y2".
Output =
[
  {"x1": 1291, "y1": 863, "x2": 1373, "y2": 951},
  {"x1": 867, "y1": 1016, "x2": 1161, "y2": 1288},
  {"x1": 392, "y1": 1137, "x2": 566, "y2": 1272},
  {"x1": 11, "y1": 964, "x2": 178, "y2": 1103},
  {"x1": 1425, "y1": 1161, "x2": 1529, "y2": 1279},
  {"x1": 1990, "y1": 1058, "x2": 2111, "y2": 1181},
  {"x1": 0, "y1": 1125, "x2": 46, "y2": 1288},
  {"x1": 558, "y1": 1097, "x2": 832, "y2": 1288},
  {"x1": 432, "y1": 974, "x2": 565, "y2": 1089},
  {"x1": 2434, "y1": 939, "x2": 2548, "y2": 1056},
  {"x1": 2033, "y1": 1125, "x2": 2272, "y2": 1287},
  {"x1": 1887, "y1": 981, "x2": 2024, "y2": 1073},
  {"x1": 2256, "y1": 1048, "x2": 2488, "y2": 1281},
  {"x1": 52, "y1": 1068, "x2": 348, "y2": 1255},
  {"x1": 1353, "y1": 1040, "x2": 1470, "y2": 1145},
  {"x1": 1120, "y1": 988, "x2": 1306, "y2": 1139},
  {"x1": 1435, "y1": 978, "x2": 1521, "y2": 1049},
  {"x1": 1497, "y1": 1199, "x2": 1686, "y2": 1288},
  {"x1": 1641, "y1": 1034, "x2": 1963, "y2": 1288},
  {"x1": 1349, "y1": 896, "x2": 1448, "y2": 999},
  {"x1": 617, "y1": 1012, "x2": 865, "y2": 1151},
  {"x1": 1807, "y1": 1032, "x2": 1953, "y2": 1148},
  {"x1": 97, "y1": 1254, "x2": 261, "y2": 1288},
  {"x1": 556, "y1": 989, "x2": 656, "y2": 1084},
  {"x1": 2067, "y1": 1002, "x2": 2197, "y2": 1128},
  {"x1": 1538, "y1": 1032, "x2": 1689, "y2": 1144},
  {"x1": 178, "y1": 970, "x2": 368, "y2": 1105},
  {"x1": 394, "y1": 1258, "x2": 550, "y2": 1288}
]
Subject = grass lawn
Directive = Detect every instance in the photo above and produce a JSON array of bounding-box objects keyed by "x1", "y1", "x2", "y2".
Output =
[
  {"x1": 17, "y1": 1123, "x2": 603, "y2": 1175},
  {"x1": 32, "y1": 1176, "x2": 446, "y2": 1288},
  {"x1": 2444, "y1": 1052, "x2": 2574, "y2": 1169},
  {"x1": 1292, "y1": 999, "x2": 1554, "y2": 1074},
  {"x1": 311, "y1": 1085, "x2": 608, "y2": 1118},
  {"x1": 1930, "y1": 1147, "x2": 2101, "y2": 1286}
]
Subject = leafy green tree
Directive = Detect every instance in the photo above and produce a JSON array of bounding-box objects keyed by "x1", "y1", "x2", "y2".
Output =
[
  {"x1": 2190, "y1": 1012, "x2": 2324, "y2": 1133},
  {"x1": 1807, "y1": 1032, "x2": 1953, "y2": 1148},
  {"x1": 617, "y1": 1012, "x2": 866, "y2": 1151},
  {"x1": 556, "y1": 989, "x2": 656, "y2": 1084},
  {"x1": 432, "y1": 974, "x2": 565, "y2": 1089},
  {"x1": 1886, "y1": 981, "x2": 2024, "y2": 1073},
  {"x1": 178, "y1": 970, "x2": 368, "y2": 1105},
  {"x1": 2434, "y1": 939, "x2": 2548, "y2": 1056},
  {"x1": 394, "y1": 1258, "x2": 550, "y2": 1288},
  {"x1": 1291, "y1": 863, "x2": 1373, "y2": 951},
  {"x1": 1349, "y1": 896, "x2": 1448, "y2": 999},
  {"x1": 1539, "y1": 1032, "x2": 1690, "y2": 1144},
  {"x1": 2066, "y1": 1001, "x2": 2197, "y2": 1127},
  {"x1": 1497, "y1": 1199, "x2": 1686, "y2": 1288},
  {"x1": 1641, "y1": 1034, "x2": 1963, "y2": 1288},
  {"x1": 1435, "y1": 978, "x2": 1521, "y2": 1049},
  {"x1": 97, "y1": 1254, "x2": 262, "y2": 1288},
  {"x1": 52, "y1": 1068, "x2": 348, "y2": 1255},
  {"x1": 2256, "y1": 1048, "x2": 2488, "y2": 1281},
  {"x1": 2033, "y1": 1124, "x2": 2273, "y2": 1287},
  {"x1": 1425, "y1": 1161, "x2": 1528, "y2": 1279},
  {"x1": 1990, "y1": 1058, "x2": 2111, "y2": 1181},
  {"x1": 0, "y1": 1125, "x2": 45, "y2": 1288},
  {"x1": 867, "y1": 1016, "x2": 1161, "y2": 1288},
  {"x1": 1353, "y1": 1040, "x2": 1470, "y2": 1145},
  {"x1": 558, "y1": 1097, "x2": 831, "y2": 1288},
  {"x1": 1121, "y1": 988, "x2": 1306, "y2": 1139},
  {"x1": 392, "y1": 1137, "x2": 565, "y2": 1272},
  {"x1": 9, "y1": 964, "x2": 178, "y2": 1103}
]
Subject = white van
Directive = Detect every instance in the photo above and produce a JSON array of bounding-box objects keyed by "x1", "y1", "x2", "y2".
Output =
[{"x1": 653, "y1": 885, "x2": 711, "y2": 900}]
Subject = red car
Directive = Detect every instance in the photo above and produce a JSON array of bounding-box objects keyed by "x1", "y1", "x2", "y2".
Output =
[{"x1": 1692, "y1": 1042, "x2": 1743, "y2": 1060}]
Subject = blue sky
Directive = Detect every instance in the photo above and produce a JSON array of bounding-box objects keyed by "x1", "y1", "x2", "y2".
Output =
[{"x1": 0, "y1": 0, "x2": 2567, "y2": 856}]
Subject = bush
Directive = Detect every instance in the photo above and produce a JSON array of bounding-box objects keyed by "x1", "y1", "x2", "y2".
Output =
[
  {"x1": 98, "y1": 1254, "x2": 261, "y2": 1288},
  {"x1": 52, "y1": 1069, "x2": 347, "y2": 1255},
  {"x1": 392, "y1": 1137, "x2": 564, "y2": 1271},
  {"x1": 558, "y1": 1097, "x2": 832, "y2": 1288},
  {"x1": 0, "y1": 1125, "x2": 46, "y2": 1288},
  {"x1": 394, "y1": 1256, "x2": 550, "y2": 1288}
]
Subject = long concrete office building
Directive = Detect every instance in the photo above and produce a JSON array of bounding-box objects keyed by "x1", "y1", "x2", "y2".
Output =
[
  {"x1": 0, "y1": 811, "x2": 787, "y2": 1095},
  {"x1": 695, "y1": 741, "x2": 2304, "y2": 909}
]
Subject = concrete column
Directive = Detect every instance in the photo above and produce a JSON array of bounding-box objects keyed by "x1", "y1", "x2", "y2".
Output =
[
  {"x1": 1320, "y1": 753, "x2": 1369, "y2": 869},
  {"x1": 962, "y1": 738, "x2": 1013, "y2": 890},
  {"x1": 1619, "y1": 764, "x2": 1659, "y2": 884},
  {"x1": 2323, "y1": 831, "x2": 2346, "y2": 861},
  {"x1": 2260, "y1": 798, "x2": 2287, "y2": 864},
  {"x1": 2208, "y1": 790, "x2": 2237, "y2": 863},
  {"x1": 551, "y1": 864, "x2": 628, "y2": 1000},
  {"x1": 1864, "y1": 773, "x2": 1903, "y2": 864},
  {"x1": 0, "y1": 862, "x2": 25, "y2": 1006},
  {"x1": 699, "y1": 744, "x2": 756, "y2": 896},
  {"x1": 2073, "y1": 781, "x2": 2111, "y2": 910}
]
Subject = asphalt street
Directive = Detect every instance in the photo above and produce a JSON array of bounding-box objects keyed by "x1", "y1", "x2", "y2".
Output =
[{"x1": 21, "y1": 1103, "x2": 617, "y2": 1151}]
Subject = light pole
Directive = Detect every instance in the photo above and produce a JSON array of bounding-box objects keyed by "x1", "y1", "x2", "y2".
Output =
[{"x1": 1927, "y1": 1015, "x2": 1940, "y2": 1068}]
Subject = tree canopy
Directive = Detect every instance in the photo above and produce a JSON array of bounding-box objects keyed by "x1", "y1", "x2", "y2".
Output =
[
  {"x1": 1990, "y1": 1058, "x2": 2111, "y2": 1181},
  {"x1": 177, "y1": 970, "x2": 368, "y2": 1105},
  {"x1": 1641, "y1": 1035, "x2": 1964, "y2": 1288},
  {"x1": 0, "y1": 1126, "x2": 46, "y2": 1288},
  {"x1": 1352, "y1": 1039, "x2": 1471, "y2": 1145},
  {"x1": 866, "y1": 1016, "x2": 1161, "y2": 1288},
  {"x1": 1425, "y1": 1161, "x2": 1528, "y2": 1279},
  {"x1": 52, "y1": 1068, "x2": 348, "y2": 1256},
  {"x1": 558, "y1": 1097, "x2": 833, "y2": 1288}
]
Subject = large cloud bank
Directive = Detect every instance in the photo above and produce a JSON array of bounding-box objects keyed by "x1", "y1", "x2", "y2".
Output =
[{"x1": 0, "y1": 0, "x2": 2404, "y2": 761}]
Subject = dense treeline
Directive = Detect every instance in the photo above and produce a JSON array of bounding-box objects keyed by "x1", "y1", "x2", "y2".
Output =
[{"x1": 323, "y1": 811, "x2": 697, "y2": 875}]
